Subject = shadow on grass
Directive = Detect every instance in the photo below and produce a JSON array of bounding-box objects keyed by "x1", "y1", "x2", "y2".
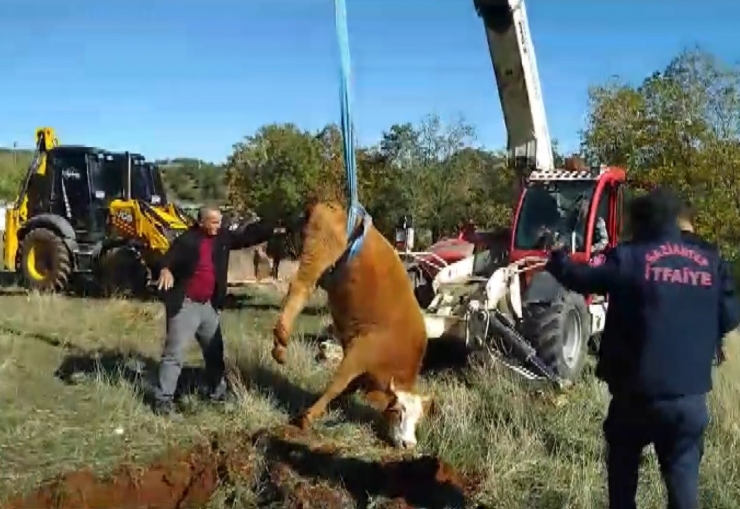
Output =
[
  {"x1": 238, "y1": 362, "x2": 383, "y2": 433},
  {"x1": 52, "y1": 342, "x2": 381, "y2": 430},
  {"x1": 421, "y1": 335, "x2": 471, "y2": 376},
  {"x1": 53, "y1": 349, "x2": 206, "y2": 404},
  {"x1": 254, "y1": 431, "x2": 471, "y2": 509},
  {"x1": 234, "y1": 335, "x2": 474, "y2": 441}
]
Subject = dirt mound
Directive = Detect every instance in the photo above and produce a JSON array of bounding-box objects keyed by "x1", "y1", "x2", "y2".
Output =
[
  {"x1": 4, "y1": 436, "x2": 258, "y2": 509},
  {"x1": 5, "y1": 426, "x2": 479, "y2": 509}
]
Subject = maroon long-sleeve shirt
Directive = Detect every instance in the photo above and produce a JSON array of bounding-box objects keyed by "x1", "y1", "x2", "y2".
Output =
[{"x1": 184, "y1": 236, "x2": 216, "y2": 302}]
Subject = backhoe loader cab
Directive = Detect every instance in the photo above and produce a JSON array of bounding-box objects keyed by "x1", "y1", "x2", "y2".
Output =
[
  {"x1": 5, "y1": 145, "x2": 123, "y2": 291},
  {"x1": 126, "y1": 154, "x2": 167, "y2": 205}
]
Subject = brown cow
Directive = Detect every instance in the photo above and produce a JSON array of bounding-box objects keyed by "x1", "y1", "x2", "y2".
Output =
[{"x1": 271, "y1": 201, "x2": 432, "y2": 448}]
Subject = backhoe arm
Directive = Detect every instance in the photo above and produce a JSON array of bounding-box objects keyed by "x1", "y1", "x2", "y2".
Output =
[{"x1": 3, "y1": 127, "x2": 60, "y2": 270}]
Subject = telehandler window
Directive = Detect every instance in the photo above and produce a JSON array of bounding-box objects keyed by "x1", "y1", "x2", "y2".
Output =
[{"x1": 514, "y1": 181, "x2": 594, "y2": 251}]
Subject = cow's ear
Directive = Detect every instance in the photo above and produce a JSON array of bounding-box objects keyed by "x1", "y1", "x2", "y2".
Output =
[{"x1": 421, "y1": 394, "x2": 436, "y2": 417}]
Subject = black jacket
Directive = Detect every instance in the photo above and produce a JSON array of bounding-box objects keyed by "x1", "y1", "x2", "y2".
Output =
[
  {"x1": 680, "y1": 229, "x2": 733, "y2": 364},
  {"x1": 546, "y1": 226, "x2": 740, "y2": 399},
  {"x1": 160, "y1": 221, "x2": 277, "y2": 316}
]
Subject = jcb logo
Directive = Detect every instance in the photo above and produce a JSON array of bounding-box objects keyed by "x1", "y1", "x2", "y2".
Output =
[{"x1": 116, "y1": 210, "x2": 134, "y2": 224}]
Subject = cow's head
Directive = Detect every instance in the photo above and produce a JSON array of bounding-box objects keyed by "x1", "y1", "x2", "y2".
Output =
[{"x1": 383, "y1": 378, "x2": 434, "y2": 449}]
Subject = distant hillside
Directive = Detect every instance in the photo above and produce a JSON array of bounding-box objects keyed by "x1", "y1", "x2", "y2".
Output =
[
  {"x1": 154, "y1": 158, "x2": 227, "y2": 204},
  {"x1": 0, "y1": 148, "x2": 225, "y2": 203}
]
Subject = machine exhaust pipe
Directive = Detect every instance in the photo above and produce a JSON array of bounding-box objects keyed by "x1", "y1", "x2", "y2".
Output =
[{"x1": 126, "y1": 152, "x2": 132, "y2": 201}]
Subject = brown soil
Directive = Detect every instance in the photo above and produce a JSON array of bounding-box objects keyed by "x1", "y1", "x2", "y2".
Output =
[
  {"x1": 3, "y1": 436, "x2": 258, "y2": 509},
  {"x1": 5, "y1": 426, "x2": 480, "y2": 509}
]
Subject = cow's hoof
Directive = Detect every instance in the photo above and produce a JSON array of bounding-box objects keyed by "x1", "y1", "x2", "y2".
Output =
[
  {"x1": 290, "y1": 412, "x2": 312, "y2": 430},
  {"x1": 272, "y1": 344, "x2": 287, "y2": 364},
  {"x1": 272, "y1": 318, "x2": 290, "y2": 346}
]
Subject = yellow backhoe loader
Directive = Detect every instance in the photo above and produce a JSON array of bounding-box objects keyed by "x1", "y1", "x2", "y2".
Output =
[{"x1": 2, "y1": 127, "x2": 194, "y2": 295}]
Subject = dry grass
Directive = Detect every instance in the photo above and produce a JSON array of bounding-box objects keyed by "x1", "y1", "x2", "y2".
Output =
[{"x1": 0, "y1": 287, "x2": 738, "y2": 508}]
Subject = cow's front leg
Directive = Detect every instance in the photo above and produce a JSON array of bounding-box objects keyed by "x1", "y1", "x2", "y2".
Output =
[
  {"x1": 292, "y1": 343, "x2": 366, "y2": 429},
  {"x1": 272, "y1": 282, "x2": 312, "y2": 364},
  {"x1": 272, "y1": 231, "x2": 344, "y2": 365}
]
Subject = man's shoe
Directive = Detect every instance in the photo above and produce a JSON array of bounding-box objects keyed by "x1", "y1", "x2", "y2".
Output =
[
  {"x1": 206, "y1": 379, "x2": 236, "y2": 407},
  {"x1": 152, "y1": 399, "x2": 180, "y2": 417}
]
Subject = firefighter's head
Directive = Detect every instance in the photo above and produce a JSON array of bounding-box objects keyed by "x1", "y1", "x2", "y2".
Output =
[{"x1": 629, "y1": 187, "x2": 680, "y2": 241}]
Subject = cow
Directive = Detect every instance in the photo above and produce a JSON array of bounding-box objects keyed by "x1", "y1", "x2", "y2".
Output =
[{"x1": 271, "y1": 201, "x2": 432, "y2": 448}]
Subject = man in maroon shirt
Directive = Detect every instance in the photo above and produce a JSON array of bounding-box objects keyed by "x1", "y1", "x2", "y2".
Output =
[{"x1": 152, "y1": 205, "x2": 285, "y2": 416}]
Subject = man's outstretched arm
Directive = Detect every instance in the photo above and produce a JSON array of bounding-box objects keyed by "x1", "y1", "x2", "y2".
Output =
[
  {"x1": 226, "y1": 220, "x2": 285, "y2": 250},
  {"x1": 546, "y1": 246, "x2": 622, "y2": 296}
]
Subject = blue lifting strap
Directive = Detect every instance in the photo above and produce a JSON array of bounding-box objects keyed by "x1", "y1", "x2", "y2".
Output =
[{"x1": 334, "y1": 0, "x2": 371, "y2": 261}]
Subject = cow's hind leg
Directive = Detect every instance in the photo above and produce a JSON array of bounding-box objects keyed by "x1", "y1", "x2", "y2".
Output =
[{"x1": 293, "y1": 341, "x2": 368, "y2": 429}]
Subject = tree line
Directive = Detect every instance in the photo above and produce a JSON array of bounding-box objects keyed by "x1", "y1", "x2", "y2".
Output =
[
  {"x1": 224, "y1": 116, "x2": 519, "y2": 245},
  {"x1": 225, "y1": 48, "x2": 740, "y2": 263},
  {"x1": 1, "y1": 49, "x2": 739, "y2": 267}
]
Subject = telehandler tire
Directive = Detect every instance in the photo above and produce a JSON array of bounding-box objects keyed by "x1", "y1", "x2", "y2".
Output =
[
  {"x1": 521, "y1": 290, "x2": 590, "y2": 381},
  {"x1": 20, "y1": 227, "x2": 72, "y2": 293}
]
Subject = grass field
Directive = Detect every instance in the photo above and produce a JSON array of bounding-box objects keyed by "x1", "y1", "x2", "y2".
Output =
[{"x1": 0, "y1": 287, "x2": 739, "y2": 508}]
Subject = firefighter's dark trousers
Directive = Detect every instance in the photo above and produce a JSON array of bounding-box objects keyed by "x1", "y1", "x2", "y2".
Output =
[{"x1": 604, "y1": 393, "x2": 708, "y2": 509}]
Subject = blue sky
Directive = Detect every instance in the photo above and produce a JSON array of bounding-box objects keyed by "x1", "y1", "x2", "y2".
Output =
[{"x1": 1, "y1": 0, "x2": 738, "y2": 163}]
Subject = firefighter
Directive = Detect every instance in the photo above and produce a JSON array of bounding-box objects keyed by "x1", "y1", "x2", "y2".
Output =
[{"x1": 545, "y1": 187, "x2": 740, "y2": 509}]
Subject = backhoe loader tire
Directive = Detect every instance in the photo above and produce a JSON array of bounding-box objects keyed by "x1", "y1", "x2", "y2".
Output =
[
  {"x1": 98, "y1": 247, "x2": 150, "y2": 298},
  {"x1": 20, "y1": 227, "x2": 72, "y2": 293},
  {"x1": 521, "y1": 291, "x2": 590, "y2": 381}
]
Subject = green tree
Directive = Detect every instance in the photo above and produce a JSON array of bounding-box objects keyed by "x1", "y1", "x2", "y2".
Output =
[
  {"x1": 371, "y1": 115, "x2": 485, "y2": 242},
  {"x1": 355, "y1": 146, "x2": 406, "y2": 238},
  {"x1": 462, "y1": 148, "x2": 513, "y2": 229},
  {"x1": 159, "y1": 158, "x2": 227, "y2": 203},
  {"x1": 581, "y1": 48, "x2": 740, "y2": 259},
  {"x1": 224, "y1": 123, "x2": 342, "y2": 223}
]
